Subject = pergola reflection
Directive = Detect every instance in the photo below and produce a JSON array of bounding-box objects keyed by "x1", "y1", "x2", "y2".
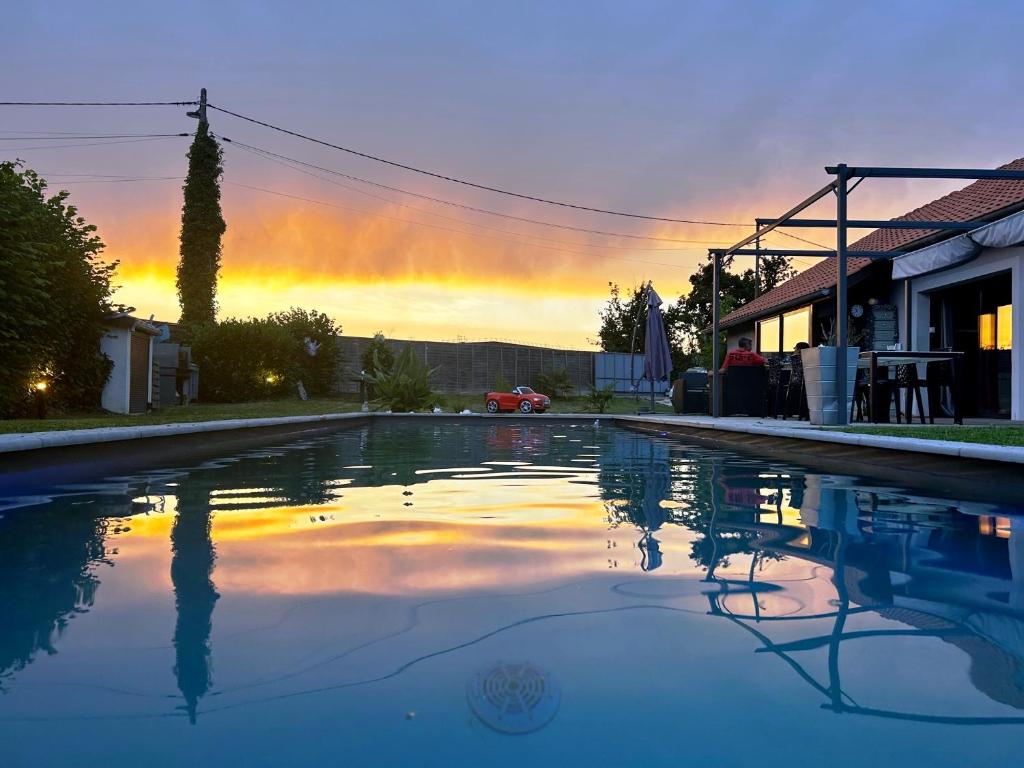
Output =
[{"x1": 702, "y1": 457, "x2": 1024, "y2": 726}]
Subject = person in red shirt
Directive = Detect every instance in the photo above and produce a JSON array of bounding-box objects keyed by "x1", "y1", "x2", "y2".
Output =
[{"x1": 720, "y1": 337, "x2": 766, "y2": 373}]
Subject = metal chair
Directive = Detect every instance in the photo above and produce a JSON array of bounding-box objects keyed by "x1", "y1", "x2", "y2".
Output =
[
  {"x1": 886, "y1": 364, "x2": 926, "y2": 424},
  {"x1": 766, "y1": 357, "x2": 785, "y2": 419},
  {"x1": 850, "y1": 368, "x2": 870, "y2": 422},
  {"x1": 783, "y1": 357, "x2": 807, "y2": 420}
]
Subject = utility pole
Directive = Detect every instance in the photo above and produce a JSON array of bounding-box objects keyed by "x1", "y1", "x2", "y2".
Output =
[
  {"x1": 754, "y1": 225, "x2": 761, "y2": 297},
  {"x1": 835, "y1": 163, "x2": 849, "y2": 426},
  {"x1": 186, "y1": 87, "x2": 208, "y2": 125},
  {"x1": 711, "y1": 250, "x2": 722, "y2": 418}
]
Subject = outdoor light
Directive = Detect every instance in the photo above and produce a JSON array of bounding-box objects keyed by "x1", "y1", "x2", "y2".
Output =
[
  {"x1": 33, "y1": 380, "x2": 48, "y2": 392},
  {"x1": 265, "y1": 374, "x2": 278, "y2": 385}
]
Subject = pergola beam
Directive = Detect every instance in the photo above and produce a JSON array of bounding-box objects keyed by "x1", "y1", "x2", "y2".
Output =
[
  {"x1": 825, "y1": 165, "x2": 1024, "y2": 180},
  {"x1": 724, "y1": 248, "x2": 902, "y2": 259},
  {"x1": 724, "y1": 180, "x2": 838, "y2": 257},
  {"x1": 755, "y1": 217, "x2": 984, "y2": 231}
]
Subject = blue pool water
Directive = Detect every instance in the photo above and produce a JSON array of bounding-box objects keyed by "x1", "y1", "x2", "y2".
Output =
[{"x1": 1, "y1": 421, "x2": 1023, "y2": 766}]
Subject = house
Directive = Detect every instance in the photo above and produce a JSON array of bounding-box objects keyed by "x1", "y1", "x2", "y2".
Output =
[
  {"x1": 720, "y1": 158, "x2": 1024, "y2": 420},
  {"x1": 100, "y1": 313, "x2": 160, "y2": 414}
]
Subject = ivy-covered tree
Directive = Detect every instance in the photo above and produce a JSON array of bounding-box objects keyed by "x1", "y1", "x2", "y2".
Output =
[
  {"x1": 0, "y1": 162, "x2": 120, "y2": 416},
  {"x1": 176, "y1": 121, "x2": 225, "y2": 331}
]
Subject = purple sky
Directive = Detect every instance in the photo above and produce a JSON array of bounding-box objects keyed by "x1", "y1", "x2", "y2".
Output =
[{"x1": 4, "y1": 1, "x2": 1023, "y2": 344}]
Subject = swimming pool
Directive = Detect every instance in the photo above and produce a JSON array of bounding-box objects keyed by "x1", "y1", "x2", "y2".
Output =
[{"x1": 1, "y1": 420, "x2": 1022, "y2": 766}]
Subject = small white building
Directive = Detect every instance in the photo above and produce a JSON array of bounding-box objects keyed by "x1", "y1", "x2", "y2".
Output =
[{"x1": 100, "y1": 313, "x2": 160, "y2": 414}]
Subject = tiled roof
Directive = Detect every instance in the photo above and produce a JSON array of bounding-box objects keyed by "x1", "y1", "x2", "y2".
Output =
[{"x1": 720, "y1": 157, "x2": 1024, "y2": 328}]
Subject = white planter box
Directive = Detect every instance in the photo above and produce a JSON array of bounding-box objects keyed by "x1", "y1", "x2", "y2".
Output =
[{"x1": 801, "y1": 346, "x2": 859, "y2": 426}]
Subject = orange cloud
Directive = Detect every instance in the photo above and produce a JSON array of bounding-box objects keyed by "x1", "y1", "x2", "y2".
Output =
[{"x1": 68, "y1": 165, "x2": 839, "y2": 346}]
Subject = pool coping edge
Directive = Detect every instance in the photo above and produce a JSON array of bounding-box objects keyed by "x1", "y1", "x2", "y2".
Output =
[{"x1": 1, "y1": 411, "x2": 1022, "y2": 466}]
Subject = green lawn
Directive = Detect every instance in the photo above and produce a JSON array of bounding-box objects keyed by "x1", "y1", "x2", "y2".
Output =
[
  {"x1": 0, "y1": 398, "x2": 362, "y2": 434},
  {"x1": 835, "y1": 425, "x2": 1024, "y2": 447},
  {"x1": 0, "y1": 393, "x2": 652, "y2": 434}
]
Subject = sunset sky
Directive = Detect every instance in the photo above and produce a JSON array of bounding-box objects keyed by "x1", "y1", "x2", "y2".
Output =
[{"x1": 5, "y1": 1, "x2": 1024, "y2": 347}]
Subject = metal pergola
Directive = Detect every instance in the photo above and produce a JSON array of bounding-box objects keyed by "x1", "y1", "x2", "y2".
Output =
[{"x1": 709, "y1": 163, "x2": 1024, "y2": 423}]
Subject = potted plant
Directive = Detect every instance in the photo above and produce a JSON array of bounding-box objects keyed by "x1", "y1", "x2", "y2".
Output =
[{"x1": 801, "y1": 319, "x2": 862, "y2": 426}]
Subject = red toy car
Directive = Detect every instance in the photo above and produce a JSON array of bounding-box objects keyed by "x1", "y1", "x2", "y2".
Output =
[{"x1": 484, "y1": 386, "x2": 551, "y2": 414}]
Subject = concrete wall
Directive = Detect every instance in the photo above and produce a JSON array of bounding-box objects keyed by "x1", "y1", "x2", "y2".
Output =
[{"x1": 335, "y1": 336, "x2": 596, "y2": 395}]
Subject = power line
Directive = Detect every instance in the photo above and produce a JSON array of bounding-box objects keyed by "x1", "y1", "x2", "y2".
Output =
[
  {"x1": 46, "y1": 176, "x2": 184, "y2": 184},
  {"x1": 0, "y1": 133, "x2": 188, "y2": 140},
  {"x1": 218, "y1": 135, "x2": 743, "y2": 247},
  {"x1": 775, "y1": 229, "x2": 832, "y2": 249},
  {"x1": 0, "y1": 136, "x2": 188, "y2": 151},
  {"x1": 221, "y1": 180, "x2": 703, "y2": 270},
  {"x1": 0, "y1": 100, "x2": 197, "y2": 106},
  {"x1": 222, "y1": 140, "x2": 735, "y2": 255},
  {"x1": 208, "y1": 102, "x2": 750, "y2": 227}
]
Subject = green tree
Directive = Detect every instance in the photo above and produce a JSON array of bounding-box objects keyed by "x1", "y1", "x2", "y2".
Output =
[
  {"x1": 0, "y1": 162, "x2": 119, "y2": 416},
  {"x1": 675, "y1": 254, "x2": 794, "y2": 368},
  {"x1": 268, "y1": 307, "x2": 342, "y2": 396},
  {"x1": 597, "y1": 283, "x2": 649, "y2": 353},
  {"x1": 176, "y1": 122, "x2": 225, "y2": 332},
  {"x1": 598, "y1": 282, "x2": 689, "y2": 376},
  {"x1": 189, "y1": 318, "x2": 295, "y2": 402},
  {"x1": 190, "y1": 308, "x2": 342, "y2": 402}
]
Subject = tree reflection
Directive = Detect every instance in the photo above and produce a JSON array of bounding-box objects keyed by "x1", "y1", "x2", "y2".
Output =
[
  {"x1": 170, "y1": 482, "x2": 219, "y2": 724},
  {"x1": 0, "y1": 503, "x2": 109, "y2": 689}
]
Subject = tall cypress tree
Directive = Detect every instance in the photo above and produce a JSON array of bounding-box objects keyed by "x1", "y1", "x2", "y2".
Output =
[{"x1": 176, "y1": 121, "x2": 225, "y2": 331}]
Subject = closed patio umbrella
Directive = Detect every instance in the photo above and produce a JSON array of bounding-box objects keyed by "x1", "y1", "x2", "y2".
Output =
[{"x1": 643, "y1": 284, "x2": 673, "y2": 412}]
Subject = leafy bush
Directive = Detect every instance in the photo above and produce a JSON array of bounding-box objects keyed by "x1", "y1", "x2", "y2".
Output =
[
  {"x1": 190, "y1": 318, "x2": 297, "y2": 402},
  {"x1": 440, "y1": 394, "x2": 474, "y2": 413},
  {"x1": 268, "y1": 307, "x2": 342, "y2": 396},
  {"x1": 191, "y1": 308, "x2": 342, "y2": 402},
  {"x1": 493, "y1": 373, "x2": 511, "y2": 393},
  {"x1": 0, "y1": 162, "x2": 119, "y2": 417},
  {"x1": 584, "y1": 383, "x2": 616, "y2": 413},
  {"x1": 363, "y1": 344, "x2": 437, "y2": 412},
  {"x1": 360, "y1": 332, "x2": 394, "y2": 399},
  {"x1": 534, "y1": 368, "x2": 573, "y2": 398}
]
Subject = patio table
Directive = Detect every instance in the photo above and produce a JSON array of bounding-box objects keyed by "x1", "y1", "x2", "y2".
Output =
[{"x1": 858, "y1": 351, "x2": 964, "y2": 425}]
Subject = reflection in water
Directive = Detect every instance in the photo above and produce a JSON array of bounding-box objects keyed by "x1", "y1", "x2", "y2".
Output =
[
  {"x1": 170, "y1": 483, "x2": 219, "y2": 724},
  {"x1": 1, "y1": 421, "x2": 1024, "y2": 762},
  {"x1": 0, "y1": 502, "x2": 109, "y2": 689},
  {"x1": 701, "y1": 455, "x2": 1024, "y2": 723}
]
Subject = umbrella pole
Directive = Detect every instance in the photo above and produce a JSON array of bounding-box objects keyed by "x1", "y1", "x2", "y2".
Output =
[{"x1": 651, "y1": 379, "x2": 655, "y2": 413}]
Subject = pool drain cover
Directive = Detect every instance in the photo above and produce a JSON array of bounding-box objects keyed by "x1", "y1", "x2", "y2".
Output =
[{"x1": 467, "y1": 662, "x2": 560, "y2": 734}]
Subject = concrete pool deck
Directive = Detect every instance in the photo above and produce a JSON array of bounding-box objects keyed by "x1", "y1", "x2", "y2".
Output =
[{"x1": 1, "y1": 410, "x2": 1022, "y2": 466}]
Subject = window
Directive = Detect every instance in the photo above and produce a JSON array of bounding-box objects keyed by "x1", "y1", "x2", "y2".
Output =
[
  {"x1": 997, "y1": 304, "x2": 1012, "y2": 350},
  {"x1": 758, "y1": 305, "x2": 812, "y2": 354},
  {"x1": 758, "y1": 317, "x2": 780, "y2": 353},
  {"x1": 782, "y1": 306, "x2": 811, "y2": 351},
  {"x1": 979, "y1": 313, "x2": 996, "y2": 350}
]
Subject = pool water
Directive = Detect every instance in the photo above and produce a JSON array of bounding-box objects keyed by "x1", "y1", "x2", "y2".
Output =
[{"x1": 1, "y1": 421, "x2": 1023, "y2": 766}]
